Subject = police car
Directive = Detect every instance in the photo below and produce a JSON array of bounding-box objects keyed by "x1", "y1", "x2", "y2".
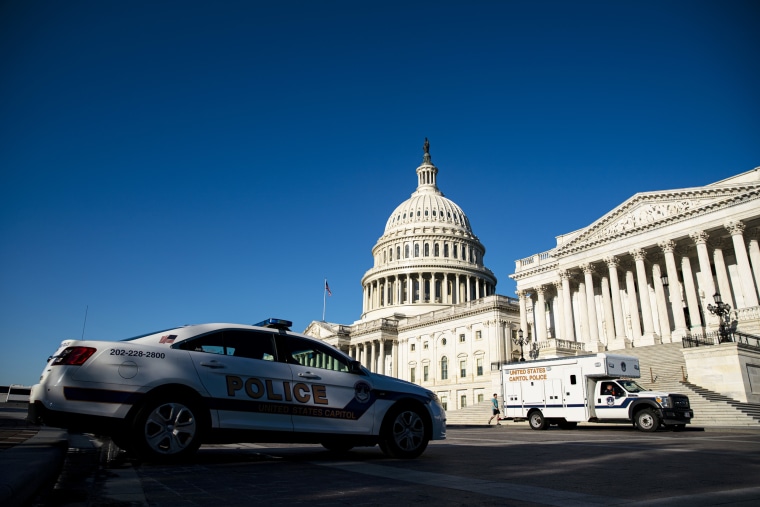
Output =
[{"x1": 28, "y1": 319, "x2": 446, "y2": 461}]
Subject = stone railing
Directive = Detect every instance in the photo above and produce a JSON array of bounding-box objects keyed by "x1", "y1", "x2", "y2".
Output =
[{"x1": 514, "y1": 249, "x2": 556, "y2": 273}]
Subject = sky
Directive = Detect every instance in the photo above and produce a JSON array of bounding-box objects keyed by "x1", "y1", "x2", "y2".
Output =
[{"x1": 1, "y1": 1, "x2": 758, "y2": 387}]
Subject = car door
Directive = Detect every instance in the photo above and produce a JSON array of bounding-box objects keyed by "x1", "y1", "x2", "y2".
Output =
[
  {"x1": 180, "y1": 329, "x2": 294, "y2": 431},
  {"x1": 282, "y1": 335, "x2": 375, "y2": 435},
  {"x1": 594, "y1": 381, "x2": 629, "y2": 420}
]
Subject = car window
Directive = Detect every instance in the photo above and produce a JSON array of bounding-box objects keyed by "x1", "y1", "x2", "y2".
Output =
[
  {"x1": 285, "y1": 335, "x2": 349, "y2": 372},
  {"x1": 176, "y1": 330, "x2": 275, "y2": 361}
]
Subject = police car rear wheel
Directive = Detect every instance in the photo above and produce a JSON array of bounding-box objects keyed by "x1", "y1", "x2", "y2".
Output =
[
  {"x1": 132, "y1": 397, "x2": 204, "y2": 461},
  {"x1": 379, "y1": 406, "x2": 429, "y2": 459}
]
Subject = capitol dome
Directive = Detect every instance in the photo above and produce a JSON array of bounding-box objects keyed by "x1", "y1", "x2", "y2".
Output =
[{"x1": 361, "y1": 140, "x2": 497, "y2": 321}]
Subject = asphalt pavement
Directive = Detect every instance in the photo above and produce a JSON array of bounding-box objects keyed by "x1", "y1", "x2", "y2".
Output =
[{"x1": 0, "y1": 402, "x2": 69, "y2": 507}]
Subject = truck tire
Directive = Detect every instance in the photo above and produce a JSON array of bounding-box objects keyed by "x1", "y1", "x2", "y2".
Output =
[
  {"x1": 528, "y1": 410, "x2": 548, "y2": 430},
  {"x1": 634, "y1": 408, "x2": 659, "y2": 432}
]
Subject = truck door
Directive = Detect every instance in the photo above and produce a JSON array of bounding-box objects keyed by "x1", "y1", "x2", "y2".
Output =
[
  {"x1": 562, "y1": 367, "x2": 587, "y2": 422},
  {"x1": 504, "y1": 379, "x2": 522, "y2": 418},
  {"x1": 594, "y1": 381, "x2": 629, "y2": 420}
]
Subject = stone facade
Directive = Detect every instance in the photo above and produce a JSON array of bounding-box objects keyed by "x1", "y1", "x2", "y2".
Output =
[{"x1": 510, "y1": 168, "x2": 760, "y2": 356}]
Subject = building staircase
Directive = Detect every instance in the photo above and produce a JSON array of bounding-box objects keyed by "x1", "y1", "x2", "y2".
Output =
[{"x1": 445, "y1": 342, "x2": 760, "y2": 428}]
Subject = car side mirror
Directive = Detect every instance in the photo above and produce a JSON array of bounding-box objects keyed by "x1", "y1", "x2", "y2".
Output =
[{"x1": 349, "y1": 360, "x2": 364, "y2": 375}]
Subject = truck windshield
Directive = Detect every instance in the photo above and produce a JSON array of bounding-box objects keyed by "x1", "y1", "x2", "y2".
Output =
[{"x1": 618, "y1": 380, "x2": 647, "y2": 393}]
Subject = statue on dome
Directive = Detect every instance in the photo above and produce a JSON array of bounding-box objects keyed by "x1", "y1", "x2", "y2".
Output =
[{"x1": 423, "y1": 137, "x2": 430, "y2": 155}]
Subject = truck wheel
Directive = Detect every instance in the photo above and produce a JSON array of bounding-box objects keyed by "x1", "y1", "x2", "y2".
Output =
[
  {"x1": 634, "y1": 408, "x2": 659, "y2": 432},
  {"x1": 528, "y1": 410, "x2": 547, "y2": 430},
  {"x1": 379, "y1": 405, "x2": 429, "y2": 459},
  {"x1": 131, "y1": 396, "x2": 205, "y2": 462}
]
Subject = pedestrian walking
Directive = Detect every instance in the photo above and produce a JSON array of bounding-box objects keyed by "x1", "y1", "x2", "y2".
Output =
[{"x1": 488, "y1": 393, "x2": 501, "y2": 425}]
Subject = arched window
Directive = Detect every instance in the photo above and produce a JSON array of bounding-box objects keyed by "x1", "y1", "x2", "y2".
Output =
[
  {"x1": 444, "y1": 243, "x2": 449, "y2": 257},
  {"x1": 397, "y1": 246, "x2": 401, "y2": 259},
  {"x1": 453, "y1": 245, "x2": 458, "y2": 259},
  {"x1": 434, "y1": 243, "x2": 439, "y2": 256},
  {"x1": 414, "y1": 244, "x2": 420, "y2": 257},
  {"x1": 405, "y1": 245, "x2": 410, "y2": 258},
  {"x1": 440, "y1": 356, "x2": 448, "y2": 380},
  {"x1": 389, "y1": 248, "x2": 393, "y2": 261},
  {"x1": 424, "y1": 243, "x2": 429, "y2": 256}
]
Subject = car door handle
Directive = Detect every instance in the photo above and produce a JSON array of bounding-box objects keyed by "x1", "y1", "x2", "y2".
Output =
[
  {"x1": 200, "y1": 361, "x2": 226, "y2": 369},
  {"x1": 298, "y1": 372, "x2": 320, "y2": 379}
]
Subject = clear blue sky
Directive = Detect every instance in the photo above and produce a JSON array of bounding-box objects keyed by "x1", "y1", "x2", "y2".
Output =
[{"x1": 1, "y1": 1, "x2": 758, "y2": 386}]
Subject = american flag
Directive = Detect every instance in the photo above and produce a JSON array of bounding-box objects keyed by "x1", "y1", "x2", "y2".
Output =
[
  {"x1": 325, "y1": 280, "x2": 332, "y2": 296},
  {"x1": 159, "y1": 334, "x2": 177, "y2": 344}
]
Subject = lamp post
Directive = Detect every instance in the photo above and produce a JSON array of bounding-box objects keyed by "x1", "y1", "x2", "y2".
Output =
[
  {"x1": 512, "y1": 329, "x2": 530, "y2": 362},
  {"x1": 706, "y1": 292, "x2": 733, "y2": 343}
]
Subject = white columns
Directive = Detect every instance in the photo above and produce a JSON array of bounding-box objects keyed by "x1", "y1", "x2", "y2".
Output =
[
  {"x1": 631, "y1": 249, "x2": 658, "y2": 344},
  {"x1": 600, "y1": 275, "x2": 616, "y2": 345},
  {"x1": 605, "y1": 256, "x2": 628, "y2": 343},
  {"x1": 580, "y1": 264, "x2": 600, "y2": 345},
  {"x1": 391, "y1": 340, "x2": 398, "y2": 377},
  {"x1": 680, "y1": 252, "x2": 702, "y2": 330},
  {"x1": 749, "y1": 228, "x2": 760, "y2": 301},
  {"x1": 625, "y1": 265, "x2": 642, "y2": 341},
  {"x1": 660, "y1": 241, "x2": 688, "y2": 339},
  {"x1": 726, "y1": 221, "x2": 759, "y2": 307},
  {"x1": 652, "y1": 261, "x2": 671, "y2": 343},
  {"x1": 712, "y1": 240, "x2": 734, "y2": 308},
  {"x1": 518, "y1": 290, "x2": 529, "y2": 336},
  {"x1": 577, "y1": 279, "x2": 590, "y2": 343},
  {"x1": 378, "y1": 339, "x2": 385, "y2": 375},
  {"x1": 535, "y1": 285, "x2": 548, "y2": 342},
  {"x1": 559, "y1": 271, "x2": 576, "y2": 341},
  {"x1": 369, "y1": 340, "x2": 375, "y2": 373},
  {"x1": 553, "y1": 280, "x2": 564, "y2": 341},
  {"x1": 691, "y1": 231, "x2": 718, "y2": 327}
]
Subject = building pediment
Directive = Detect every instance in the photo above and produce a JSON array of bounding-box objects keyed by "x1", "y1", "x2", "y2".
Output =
[
  {"x1": 555, "y1": 178, "x2": 760, "y2": 255},
  {"x1": 303, "y1": 321, "x2": 338, "y2": 340}
]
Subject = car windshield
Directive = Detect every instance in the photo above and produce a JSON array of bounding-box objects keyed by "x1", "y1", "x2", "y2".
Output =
[{"x1": 618, "y1": 380, "x2": 647, "y2": 393}]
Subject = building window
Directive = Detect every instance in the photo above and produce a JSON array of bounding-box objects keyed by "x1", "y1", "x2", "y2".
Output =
[
  {"x1": 405, "y1": 245, "x2": 410, "y2": 258},
  {"x1": 460, "y1": 360, "x2": 466, "y2": 378},
  {"x1": 397, "y1": 246, "x2": 400, "y2": 259},
  {"x1": 434, "y1": 243, "x2": 439, "y2": 256},
  {"x1": 460, "y1": 395, "x2": 467, "y2": 408},
  {"x1": 477, "y1": 357, "x2": 483, "y2": 376},
  {"x1": 424, "y1": 341, "x2": 429, "y2": 349},
  {"x1": 410, "y1": 367, "x2": 416, "y2": 383},
  {"x1": 453, "y1": 245, "x2": 458, "y2": 259},
  {"x1": 444, "y1": 243, "x2": 449, "y2": 257},
  {"x1": 441, "y1": 357, "x2": 448, "y2": 380},
  {"x1": 442, "y1": 337, "x2": 447, "y2": 346},
  {"x1": 414, "y1": 243, "x2": 419, "y2": 257},
  {"x1": 410, "y1": 343, "x2": 415, "y2": 352},
  {"x1": 424, "y1": 243, "x2": 429, "y2": 256},
  {"x1": 459, "y1": 334, "x2": 465, "y2": 343},
  {"x1": 476, "y1": 330, "x2": 482, "y2": 340},
  {"x1": 441, "y1": 396, "x2": 448, "y2": 411},
  {"x1": 389, "y1": 248, "x2": 393, "y2": 261},
  {"x1": 423, "y1": 365, "x2": 429, "y2": 381},
  {"x1": 477, "y1": 393, "x2": 484, "y2": 403}
]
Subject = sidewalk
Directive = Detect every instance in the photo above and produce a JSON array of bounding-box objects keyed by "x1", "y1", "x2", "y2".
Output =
[{"x1": 0, "y1": 402, "x2": 69, "y2": 507}]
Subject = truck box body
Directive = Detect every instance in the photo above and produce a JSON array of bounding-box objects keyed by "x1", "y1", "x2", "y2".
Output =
[{"x1": 501, "y1": 354, "x2": 693, "y2": 432}]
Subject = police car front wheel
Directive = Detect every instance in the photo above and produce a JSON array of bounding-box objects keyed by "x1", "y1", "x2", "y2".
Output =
[
  {"x1": 379, "y1": 405, "x2": 429, "y2": 459},
  {"x1": 131, "y1": 396, "x2": 205, "y2": 461}
]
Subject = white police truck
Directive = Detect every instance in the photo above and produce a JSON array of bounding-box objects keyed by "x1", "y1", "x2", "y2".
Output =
[{"x1": 501, "y1": 353, "x2": 693, "y2": 432}]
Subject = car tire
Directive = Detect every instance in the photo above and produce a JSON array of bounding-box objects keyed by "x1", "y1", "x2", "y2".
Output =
[
  {"x1": 528, "y1": 410, "x2": 547, "y2": 430},
  {"x1": 131, "y1": 395, "x2": 204, "y2": 462},
  {"x1": 379, "y1": 405, "x2": 429, "y2": 459},
  {"x1": 634, "y1": 408, "x2": 659, "y2": 432}
]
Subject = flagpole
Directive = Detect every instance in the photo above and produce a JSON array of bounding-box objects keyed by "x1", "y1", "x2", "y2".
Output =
[{"x1": 322, "y1": 278, "x2": 327, "y2": 321}]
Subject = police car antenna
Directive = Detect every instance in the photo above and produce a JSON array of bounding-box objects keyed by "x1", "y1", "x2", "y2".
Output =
[{"x1": 81, "y1": 305, "x2": 88, "y2": 340}]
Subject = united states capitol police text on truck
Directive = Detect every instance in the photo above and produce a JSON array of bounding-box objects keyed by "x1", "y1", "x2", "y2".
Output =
[{"x1": 501, "y1": 353, "x2": 694, "y2": 432}]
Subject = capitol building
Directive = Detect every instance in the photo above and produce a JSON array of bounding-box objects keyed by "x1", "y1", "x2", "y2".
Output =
[{"x1": 306, "y1": 141, "x2": 760, "y2": 409}]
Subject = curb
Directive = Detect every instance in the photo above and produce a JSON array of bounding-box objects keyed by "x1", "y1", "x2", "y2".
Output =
[{"x1": 0, "y1": 426, "x2": 69, "y2": 507}]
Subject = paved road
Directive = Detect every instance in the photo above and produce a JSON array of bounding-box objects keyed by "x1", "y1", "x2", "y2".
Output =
[{"x1": 43, "y1": 423, "x2": 760, "y2": 506}]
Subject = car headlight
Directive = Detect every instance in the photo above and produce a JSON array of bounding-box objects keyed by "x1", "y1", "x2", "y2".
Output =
[{"x1": 656, "y1": 396, "x2": 672, "y2": 408}]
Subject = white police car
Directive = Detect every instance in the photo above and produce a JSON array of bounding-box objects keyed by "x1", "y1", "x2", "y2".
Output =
[{"x1": 28, "y1": 319, "x2": 446, "y2": 461}]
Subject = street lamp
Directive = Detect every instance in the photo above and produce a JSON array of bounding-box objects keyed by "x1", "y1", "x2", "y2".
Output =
[
  {"x1": 513, "y1": 329, "x2": 530, "y2": 362},
  {"x1": 706, "y1": 292, "x2": 733, "y2": 343}
]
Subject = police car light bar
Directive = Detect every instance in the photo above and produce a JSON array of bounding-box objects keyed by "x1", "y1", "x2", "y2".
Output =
[{"x1": 254, "y1": 318, "x2": 293, "y2": 331}]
